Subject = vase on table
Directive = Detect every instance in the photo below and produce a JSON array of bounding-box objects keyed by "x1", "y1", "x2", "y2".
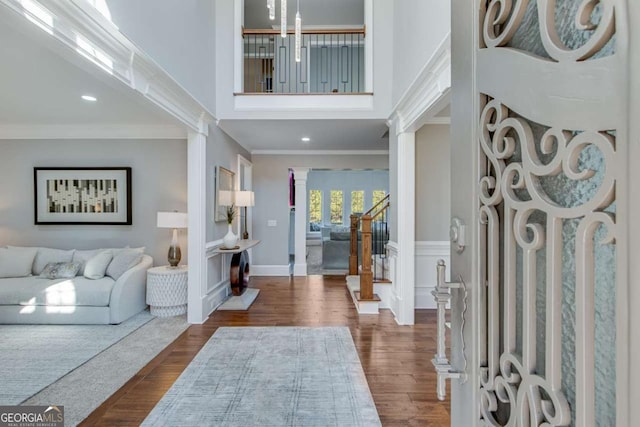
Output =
[{"x1": 223, "y1": 224, "x2": 238, "y2": 249}]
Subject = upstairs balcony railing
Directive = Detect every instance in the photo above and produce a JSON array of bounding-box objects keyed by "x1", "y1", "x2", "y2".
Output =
[{"x1": 242, "y1": 28, "x2": 366, "y2": 94}]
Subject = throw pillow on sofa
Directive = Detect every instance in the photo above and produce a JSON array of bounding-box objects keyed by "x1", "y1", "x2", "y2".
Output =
[
  {"x1": 8, "y1": 246, "x2": 75, "y2": 275},
  {"x1": 0, "y1": 247, "x2": 38, "y2": 278},
  {"x1": 39, "y1": 262, "x2": 82, "y2": 279},
  {"x1": 106, "y1": 249, "x2": 143, "y2": 280},
  {"x1": 84, "y1": 251, "x2": 113, "y2": 280}
]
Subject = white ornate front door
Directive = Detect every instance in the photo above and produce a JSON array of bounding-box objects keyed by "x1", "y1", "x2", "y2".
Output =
[{"x1": 449, "y1": 1, "x2": 629, "y2": 426}]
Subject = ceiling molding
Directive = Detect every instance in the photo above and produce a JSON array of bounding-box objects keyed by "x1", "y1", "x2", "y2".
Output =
[
  {"x1": 424, "y1": 117, "x2": 451, "y2": 125},
  {"x1": 390, "y1": 33, "x2": 451, "y2": 135},
  {"x1": 0, "y1": 124, "x2": 187, "y2": 140},
  {"x1": 0, "y1": 0, "x2": 215, "y2": 135},
  {"x1": 251, "y1": 149, "x2": 389, "y2": 156}
]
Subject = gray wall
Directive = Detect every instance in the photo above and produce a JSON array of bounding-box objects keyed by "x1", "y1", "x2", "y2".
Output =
[
  {"x1": 106, "y1": 0, "x2": 217, "y2": 113},
  {"x1": 206, "y1": 125, "x2": 252, "y2": 242},
  {"x1": 415, "y1": 124, "x2": 450, "y2": 241},
  {"x1": 0, "y1": 139, "x2": 187, "y2": 265},
  {"x1": 251, "y1": 154, "x2": 389, "y2": 266}
]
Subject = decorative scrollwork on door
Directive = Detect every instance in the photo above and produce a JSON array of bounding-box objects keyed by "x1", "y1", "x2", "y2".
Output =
[
  {"x1": 478, "y1": 97, "x2": 617, "y2": 426},
  {"x1": 482, "y1": 0, "x2": 616, "y2": 61}
]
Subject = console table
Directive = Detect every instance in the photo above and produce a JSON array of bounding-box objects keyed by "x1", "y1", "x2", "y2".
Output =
[{"x1": 212, "y1": 239, "x2": 260, "y2": 310}]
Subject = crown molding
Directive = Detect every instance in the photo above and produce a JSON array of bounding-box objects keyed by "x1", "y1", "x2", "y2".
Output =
[
  {"x1": 0, "y1": 0, "x2": 215, "y2": 135},
  {"x1": 250, "y1": 149, "x2": 389, "y2": 156},
  {"x1": 390, "y1": 33, "x2": 451, "y2": 135},
  {"x1": 0, "y1": 124, "x2": 187, "y2": 140},
  {"x1": 424, "y1": 117, "x2": 451, "y2": 125}
]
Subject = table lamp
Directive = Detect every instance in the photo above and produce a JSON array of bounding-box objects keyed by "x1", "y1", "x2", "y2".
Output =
[
  {"x1": 235, "y1": 191, "x2": 255, "y2": 239},
  {"x1": 157, "y1": 211, "x2": 188, "y2": 267}
]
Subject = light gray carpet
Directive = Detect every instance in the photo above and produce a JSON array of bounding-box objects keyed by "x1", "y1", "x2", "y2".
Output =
[
  {"x1": 24, "y1": 314, "x2": 189, "y2": 426},
  {"x1": 0, "y1": 311, "x2": 153, "y2": 405},
  {"x1": 143, "y1": 327, "x2": 381, "y2": 427},
  {"x1": 307, "y1": 245, "x2": 324, "y2": 275}
]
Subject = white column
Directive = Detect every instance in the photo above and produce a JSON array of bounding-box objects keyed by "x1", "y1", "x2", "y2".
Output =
[
  {"x1": 292, "y1": 167, "x2": 310, "y2": 276},
  {"x1": 396, "y1": 131, "x2": 416, "y2": 325},
  {"x1": 187, "y1": 131, "x2": 207, "y2": 324}
]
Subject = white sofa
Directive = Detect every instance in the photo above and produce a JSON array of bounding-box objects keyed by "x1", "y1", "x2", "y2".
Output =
[{"x1": 0, "y1": 247, "x2": 152, "y2": 324}]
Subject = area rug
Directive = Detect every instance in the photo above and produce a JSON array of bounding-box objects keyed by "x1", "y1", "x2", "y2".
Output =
[
  {"x1": 142, "y1": 327, "x2": 382, "y2": 427},
  {"x1": 0, "y1": 311, "x2": 154, "y2": 406},
  {"x1": 24, "y1": 315, "x2": 189, "y2": 426}
]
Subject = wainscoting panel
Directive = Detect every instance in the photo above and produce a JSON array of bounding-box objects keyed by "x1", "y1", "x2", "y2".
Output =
[{"x1": 415, "y1": 241, "x2": 450, "y2": 309}]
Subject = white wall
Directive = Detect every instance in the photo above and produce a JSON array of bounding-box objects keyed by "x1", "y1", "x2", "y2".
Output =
[
  {"x1": 0, "y1": 139, "x2": 187, "y2": 265},
  {"x1": 307, "y1": 169, "x2": 389, "y2": 227},
  {"x1": 106, "y1": 0, "x2": 216, "y2": 113},
  {"x1": 391, "y1": 1, "x2": 451, "y2": 107},
  {"x1": 415, "y1": 124, "x2": 450, "y2": 241},
  {"x1": 251, "y1": 154, "x2": 388, "y2": 267}
]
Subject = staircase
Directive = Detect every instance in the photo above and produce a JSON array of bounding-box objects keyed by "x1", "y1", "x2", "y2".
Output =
[{"x1": 346, "y1": 195, "x2": 390, "y2": 314}]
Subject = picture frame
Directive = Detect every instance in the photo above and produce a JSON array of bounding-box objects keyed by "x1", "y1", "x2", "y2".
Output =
[
  {"x1": 215, "y1": 166, "x2": 235, "y2": 222},
  {"x1": 34, "y1": 167, "x2": 132, "y2": 225}
]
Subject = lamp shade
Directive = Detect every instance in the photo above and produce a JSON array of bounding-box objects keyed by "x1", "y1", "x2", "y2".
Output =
[
  {"x1": 235, "y1": 191, "x2": 255, "y2": 207},
  {"x1": 157, "y1": 212, "x2": 188, "y2": 228},
  {"x1": 218, "y1": 190, "x2": 234, "y2": 206}
]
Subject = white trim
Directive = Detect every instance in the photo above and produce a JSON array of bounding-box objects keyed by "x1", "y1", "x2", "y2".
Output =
[
  {"x1": 203, "y1": 278, "x2": 230, "y2": 315},
  {"x1": 251, "y1": 149, "x2": 389, "y2": 156},
  {"x1": 0, "y1": 0, "x2": 215, "y2": 134},
  {"x1": 252, "y1": 265, "x2": 290, "y2": 276},
  {"x1": 234, "y1": 0, "x2": 243, "y2": 93},
  {"x1": 364, "y1": 0, "x2": 373, "y2": 92},
  {"x1": 233, "y1": 94, "x2": 374, "y2": 115},
  {"x1": 0, "y1": 124, "x2": 187, "y2": 140},
  {"x1": 187, "y1": 132, "x2": 208, "y2": 324},
  {"x1": 424, "y1": 117, "x2": 451, "y2": 125},
  {"x1": 292, "y1": 167, "x2": 310, "y2": 277},
  {"x1": 415, "y1": 241, "x2": 451, "y2": 309},
  {"x1": 390, "y1": 33, "x2": 451, "y2": 134},
  {"x1": 394, "y1": 132, "x2": 416, "y2": 325},
  {"x1": 205, "y1": 239, "x2": 225, "y2": 254}
]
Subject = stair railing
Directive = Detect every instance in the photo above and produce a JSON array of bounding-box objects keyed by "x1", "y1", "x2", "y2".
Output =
[{"x1": 349, "y1": 194, "x2": 390, "y2": 299}]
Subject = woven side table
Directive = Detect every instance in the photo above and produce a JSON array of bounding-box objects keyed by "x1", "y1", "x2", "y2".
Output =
[{"x1": 146, "y1": 265, "x2": 188, "y2": 317}]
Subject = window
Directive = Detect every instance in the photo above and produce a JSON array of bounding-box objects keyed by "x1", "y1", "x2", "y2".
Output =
[
  {"x1": 330, "y1": 190, "x2": 343, "y2": 224},
  {"x1": 309, "y1": 190, "x2": 322, "y2": 230},
  {"x1": 351, "y1": 190, "x2": 364, "y2": 214},
  {"x1": 372, "y1": 190, "x2": 386, "y2": 208}
]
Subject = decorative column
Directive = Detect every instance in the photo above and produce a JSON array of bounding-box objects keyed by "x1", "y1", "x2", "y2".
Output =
[
  {"x1": 187, "y1": 131, "x2": 207, "y2": 324},
  {"x1": 292, "y1": 167, "x2": 309, "y2": 276},
  {"x1": 396, "y1": 131, "x2": 416, "y2": 325}
]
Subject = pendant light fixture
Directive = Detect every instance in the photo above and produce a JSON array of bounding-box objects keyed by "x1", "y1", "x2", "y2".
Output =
[
  {"x1": 295, "y1": 0, "x2": 302, "y2": 62},
  {"x1": 267, "y1": 0, "x2": 275, "y2": 20},
  {"x1": 281, "y1": 0, "x2": 287, "y2": 38}
]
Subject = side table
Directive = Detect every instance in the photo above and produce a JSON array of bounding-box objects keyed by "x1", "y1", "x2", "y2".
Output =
[{"x1": 146, "y1": 265, "x2": 188, "y2": 317}]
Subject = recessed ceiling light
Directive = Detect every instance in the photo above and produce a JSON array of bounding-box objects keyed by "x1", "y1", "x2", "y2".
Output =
[
  {"x1": 301, "y1": 137, "x2": 311, "y2": 142},
  {"x1": 81, "y1": 95, "x2": 97, "y2": 102}
]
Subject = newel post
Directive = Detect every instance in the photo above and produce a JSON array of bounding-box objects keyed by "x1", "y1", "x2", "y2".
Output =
[
  {"x1": 359, "y1": 214, "x2": 373, "y2": 300},
  {"x1": 349, "y1": 214, "x2": 359, "y2": 276}
]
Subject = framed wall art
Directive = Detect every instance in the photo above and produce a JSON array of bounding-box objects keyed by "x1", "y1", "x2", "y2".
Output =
[{"x1": 34, "y1": 167, "x2": 132, "y2": 225}]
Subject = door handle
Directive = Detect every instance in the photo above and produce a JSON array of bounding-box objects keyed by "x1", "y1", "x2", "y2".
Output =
[{"x1": 431, "y1": 259, "x2": 467, "y2": 401}]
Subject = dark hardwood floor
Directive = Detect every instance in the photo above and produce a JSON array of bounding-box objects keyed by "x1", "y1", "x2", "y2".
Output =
[{"x1": 81, "y1": 276, "x2": 450, "y2": 426}]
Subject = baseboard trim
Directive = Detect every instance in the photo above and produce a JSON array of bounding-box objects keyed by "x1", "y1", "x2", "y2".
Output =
[{"x1": 252, "y1": 265, "x2": 290, "y2": 276}]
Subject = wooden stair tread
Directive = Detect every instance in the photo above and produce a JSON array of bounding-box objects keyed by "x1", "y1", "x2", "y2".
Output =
[{"x1": 354, "y1": 291, "x2": 381, "y2": 302}]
